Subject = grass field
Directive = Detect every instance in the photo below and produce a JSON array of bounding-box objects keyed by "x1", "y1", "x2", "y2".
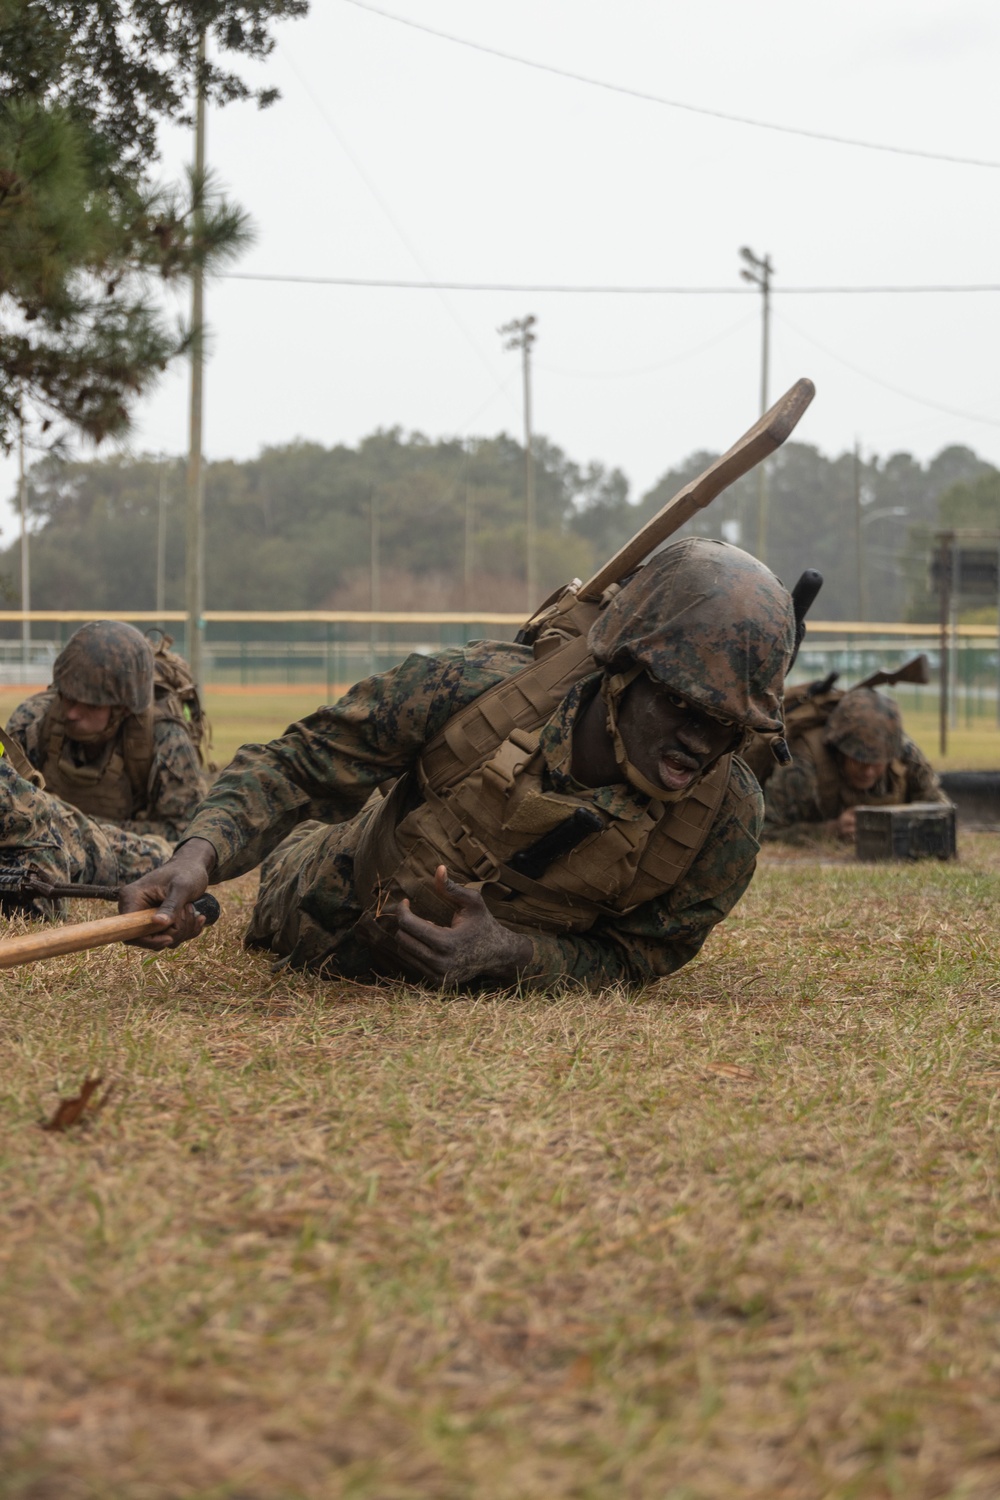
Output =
[
  {"x1": 3, "y1": 837, "x2": 1000, "y2": 1496},
  {"x1": 3, "y1": 682, "x2": 1000, "y2": 1496}
]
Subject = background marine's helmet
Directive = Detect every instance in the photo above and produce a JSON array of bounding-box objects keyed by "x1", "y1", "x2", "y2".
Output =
[
  {"x1": 824, "y1": 687, "x2": 903, "y2": 764},
  {"x1": 53, "y1": 620, "x2": 155, "y2": 715},
  {"x1": 588, "y1": 537, "x2": 796, "y2": 736}
]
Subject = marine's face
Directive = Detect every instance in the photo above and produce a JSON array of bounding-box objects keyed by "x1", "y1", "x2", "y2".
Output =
[
  {"x1": 616, "y1": 674, "x2": 741, "y2": 795},
  {"x1": 841, "y1": 754, "x2": 888, "y2": 791},
  {"x1": 59, "y1": 695, "x2": 112, "y2": 740}
]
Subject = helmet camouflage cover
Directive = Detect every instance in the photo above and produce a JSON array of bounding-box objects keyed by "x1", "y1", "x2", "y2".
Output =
[
  {"x1": 53, "y1": 620, "x2": 155, "y2": 715},
  {"x1": 824, "y1": 687, "x2": 903, "y2": 763},
  {"x1": 588, "y1": 537, "x2": 796, "y2": 736}
]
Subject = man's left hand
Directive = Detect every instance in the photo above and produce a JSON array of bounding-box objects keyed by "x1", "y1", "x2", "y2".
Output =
[{"x1": 393, "y1": 865, "x2": 533, "y2": 985}]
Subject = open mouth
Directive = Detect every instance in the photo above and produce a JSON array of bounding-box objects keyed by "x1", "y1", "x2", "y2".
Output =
[{"x1": 657, "y1": 752, "x2": 700, "y2": 792}]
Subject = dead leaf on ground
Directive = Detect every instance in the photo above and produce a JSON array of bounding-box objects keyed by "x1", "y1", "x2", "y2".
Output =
[
  {"x1": 41, "y1": 1077, "x2": 114, "y2": 1133},
  {"x1": 706, "y1": 1062, "x2": 757, "y2": 1082}
]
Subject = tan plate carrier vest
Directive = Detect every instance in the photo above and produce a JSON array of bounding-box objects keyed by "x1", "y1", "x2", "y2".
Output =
[
  {"x1": 38, "y1": 703, "x2": 159, "y2": 822},
  {"x1": 352, "y1": 631, "x2": 734, "y2": 952}
]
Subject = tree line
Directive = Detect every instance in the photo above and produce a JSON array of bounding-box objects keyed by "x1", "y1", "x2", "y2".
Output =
[{"x1": 3, "y1": 428, "x2": 996, "y2": 623}]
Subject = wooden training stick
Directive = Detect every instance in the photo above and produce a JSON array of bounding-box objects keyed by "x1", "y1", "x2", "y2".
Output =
[
  {"x1": 578, "y1": 375, "x2": 815, "y2": 602},
  {"x1": 0, "y1": 895, "x2": 221, "y2": 971}
]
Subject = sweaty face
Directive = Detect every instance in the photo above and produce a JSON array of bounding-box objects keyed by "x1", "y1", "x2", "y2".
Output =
[
  {"x1": 841, "y1": 754, "x2": 888, "y2": 792},
  {"x1": 59, "y1": 695, "x2": 113, "y2": 740},
  {"x1": 616, "y1": 674, "x2": 742, "y2": 795}
]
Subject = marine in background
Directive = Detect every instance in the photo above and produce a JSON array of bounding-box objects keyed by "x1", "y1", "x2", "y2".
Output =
[
  {"x1": 121, "y1": 539, "x2": 799, "y2": 991},
  {"x1": 7, "y1": 620, "x2": 206, "y2": 843},
  {"x1": 760, "y1": 685, "x2": 949, "y2": 844}
]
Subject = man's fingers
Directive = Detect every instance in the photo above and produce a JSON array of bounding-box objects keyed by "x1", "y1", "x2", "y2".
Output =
[
  {"x1": 396, "y1": 898, "x2": 453, "y2": 954},
  {"x1": 433, "y1": 864, "x2": 481, "y2": 910}
]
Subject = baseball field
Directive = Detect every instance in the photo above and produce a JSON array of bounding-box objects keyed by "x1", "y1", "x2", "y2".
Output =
[{"x1": 1, "y1": 685, "x2": 999, "y2": 1498}]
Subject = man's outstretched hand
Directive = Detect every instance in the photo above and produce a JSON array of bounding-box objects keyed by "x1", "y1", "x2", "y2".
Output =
[
  {"x1": 393, "y1": 865, "x2": 533, "y2": 985},
  {"x1": 118, "y1": 837, "x2": 219, "y2": 950}
]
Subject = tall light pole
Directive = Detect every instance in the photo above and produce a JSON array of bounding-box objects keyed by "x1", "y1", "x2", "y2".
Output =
[
  {"x1": 499, "y1": 314, "x2": 538, "y2": 613},
  {"x1": 17, "y1": 390, "x2": 29, "y2": 667},
  {"x1": 858, "y1": 504, "x2": 908, "y2": 623},
  {"x1": 739, "y1": 247, "x2": 773, "y2": 563},
  {"x1": 156, "y1": 457, "x2": 168, "y2": 620},
  {"x1": 185, "y1": 28, "x2": 207, "y2": 686}
]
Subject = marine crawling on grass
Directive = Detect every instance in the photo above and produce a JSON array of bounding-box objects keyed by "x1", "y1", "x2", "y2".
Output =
[
  {"x1": 121, "y1": 538, "x2": 797, "y2": 990},
  {"x1": 762, "y1": 685, "x2": 950, "y2": 846}
]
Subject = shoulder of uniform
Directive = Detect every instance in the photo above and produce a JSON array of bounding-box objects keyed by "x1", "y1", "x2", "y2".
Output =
[
  {"x1": 899, "y1": 733, "x2": 930, "y2": 764},
  {"x1": 459, "y1": 640, "x2": 534, "y2": 672},
  {"x1": 728, "y1": 754, "x2": 765, "y2": 817},
  {"x1": 151, "y1": 713, "x2": 195, "y2": 748},
  {"x1": 11, "y1": 689, "x2": 55, "y2": 721}
]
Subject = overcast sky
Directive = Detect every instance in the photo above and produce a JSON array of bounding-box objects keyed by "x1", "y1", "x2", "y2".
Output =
[{"x1": 4, "y1": 0, "x2": 999, "y2": 535}]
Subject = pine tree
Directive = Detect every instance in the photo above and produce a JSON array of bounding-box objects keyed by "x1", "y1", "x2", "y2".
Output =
[{"x1": 0, "y1": 0, "x2": 307, "y2": 453}]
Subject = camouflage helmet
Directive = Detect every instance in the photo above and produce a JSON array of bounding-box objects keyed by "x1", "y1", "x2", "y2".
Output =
[
  {"x1": 824, "y1": 687, "x2": 902, "y2": 764},
  {"x1": 588, "y1": 537, "x2": 796, "y2": 735},
  {"x1": 53, "y1": 620, "x2": 155, "y2": 715}
]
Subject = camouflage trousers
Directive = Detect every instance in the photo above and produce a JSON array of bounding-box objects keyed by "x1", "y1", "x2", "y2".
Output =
[
  {"x1": 246, "y1": 809, "x2": 384, "y2": 979},
  {"x1": 0, "y1": 759, "x2": 173, "y2": 892}
]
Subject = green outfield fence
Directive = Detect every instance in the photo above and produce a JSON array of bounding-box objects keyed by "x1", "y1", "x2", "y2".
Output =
[{"x1": 0, "y1": 611, "x2": 998, "y2": 731}]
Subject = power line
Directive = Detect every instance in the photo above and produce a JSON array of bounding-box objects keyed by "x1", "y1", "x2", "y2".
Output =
[
  {"x1": 278, "y1": 45, "x2": 519, "y2": 417},
  {"x1": 340, "y1": 0, "x2": 1000, "y2": 171},
  {"x1": 774, "y1": 310, "x2": 1000, "y2": 428},
  {"x1": 220, "y1": 272, "x2": 1000, "y2": 295}
]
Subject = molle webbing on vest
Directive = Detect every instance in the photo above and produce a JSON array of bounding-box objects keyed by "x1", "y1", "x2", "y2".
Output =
[
  {"x1": 419, "y1": 633, "x2": 596, "y2": 792},
  {"x1": 800, "y1": 726, "x2": 907, "y2": 817},
  {"x1": 39, "y1": 704, "x2": 155, "y2": 822},
  {"x1": 351, "y1": 628, "x2": 734, "y2": 944}
]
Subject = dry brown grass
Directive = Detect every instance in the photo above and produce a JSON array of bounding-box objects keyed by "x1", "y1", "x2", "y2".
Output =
[{"x1": 3, "y1": 838, "x2": 1000, "y2": 1497}]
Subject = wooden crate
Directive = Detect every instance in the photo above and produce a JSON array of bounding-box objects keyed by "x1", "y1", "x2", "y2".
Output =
[{"x1": 854, "y1": 802, "x2": 957, "y2": 862}]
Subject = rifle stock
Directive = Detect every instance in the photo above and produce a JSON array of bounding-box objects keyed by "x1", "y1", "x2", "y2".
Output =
[
  {"x1": 578, "y1": 376, "x2": 815, "y2": 602},
  {"x1": 855, "y1": 654, "x2": 931, "y2": 691}
]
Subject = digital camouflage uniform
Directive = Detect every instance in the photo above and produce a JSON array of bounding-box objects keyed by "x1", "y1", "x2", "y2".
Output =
[
  {"x1": 763, "y1": 686, "x2": 948, "y2": 842},
  {"x1": 0, "y1": 621, "x2": 200, "y2": 906},
  {"x1": 0, "y1": 758, "x2": 171, "y2": 892},
  {"x1": 183, "y1": 539, "x2": 797, "y2": 989},
  {"x1": 7, "y1": 620, "x2": 205, "y2": 842},
  {"x1": 9, "y1": 692, "x2": 203, "y2": 841}
]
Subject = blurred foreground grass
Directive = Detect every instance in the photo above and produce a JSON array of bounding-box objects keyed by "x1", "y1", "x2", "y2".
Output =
[{"x1": 3, "y1": 838, "x2": 1000, "y2": 1496}]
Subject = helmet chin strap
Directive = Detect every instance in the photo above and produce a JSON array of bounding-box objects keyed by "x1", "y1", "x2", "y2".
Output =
[{"x1": 600, "y1": 667, "x2": 708, "y2": 805}]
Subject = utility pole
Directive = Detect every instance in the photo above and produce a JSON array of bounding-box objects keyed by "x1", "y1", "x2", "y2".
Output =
[
  {"x1": 499, "y1": 314, "x2": 538, "y2": 614},
  {"x1": 185, "y1": 28, "x2": 207, "y2": 685},
  {"x1": 739, "y1": 247, "x2": 773, "y2": 563},
  {"x1": 17, "y1": 392, "x2": 29, "y2": 667},
  {"x1": 156, "y1": 458, "x2": 168, "y2": 619},
  {"x1": 369, "y1": 487, "x2": 380, "y2": 674},
  {"x1": 854, "y1": 439, "x2": 864, "y2": 621},
  {"x1": 463, "y1": 444, "x2": 475, "y2": 610}
]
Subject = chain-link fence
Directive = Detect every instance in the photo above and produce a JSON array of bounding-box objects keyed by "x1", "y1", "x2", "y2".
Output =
[{"x1": 0, "y1": 612, "x2": 997, "y2": 729}]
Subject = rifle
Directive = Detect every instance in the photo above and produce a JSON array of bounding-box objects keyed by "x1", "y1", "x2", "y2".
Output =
[
  {"x1": 578, "y1": 376, "x2": 815, "y2": 602},
  {"x1": 854, "y1": 654, "x2": 931, "y2": 691},
  {"x1": 791, "y1": 653, "x2": 931, "y2": 705},
  {"x1": 520, "y1": 377, "x2": 817, "y2": 648},
  {"x1": 0, "y1": 890, "x2": 220, "y2": 971}
]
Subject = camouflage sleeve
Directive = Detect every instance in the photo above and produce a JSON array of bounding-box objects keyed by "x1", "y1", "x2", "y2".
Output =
[
  {"x1": 521, "y1": 758, "x2": 763, "y2": 988},
  {"x1": 901, "y1": 735, "x2": 950, "y2": 805},
  {"x1": 6, "y1": 691, "x2": 55, "y2": 771},
  {"x1": 120, "y1": 718, "x2": 207, "y2": 842},
  {"x1": 184, "y1": 644, "x2": 531, "y2": 880},
  {"x1": 761, "y1": 753, "x2": 825, "y2": 841}
]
